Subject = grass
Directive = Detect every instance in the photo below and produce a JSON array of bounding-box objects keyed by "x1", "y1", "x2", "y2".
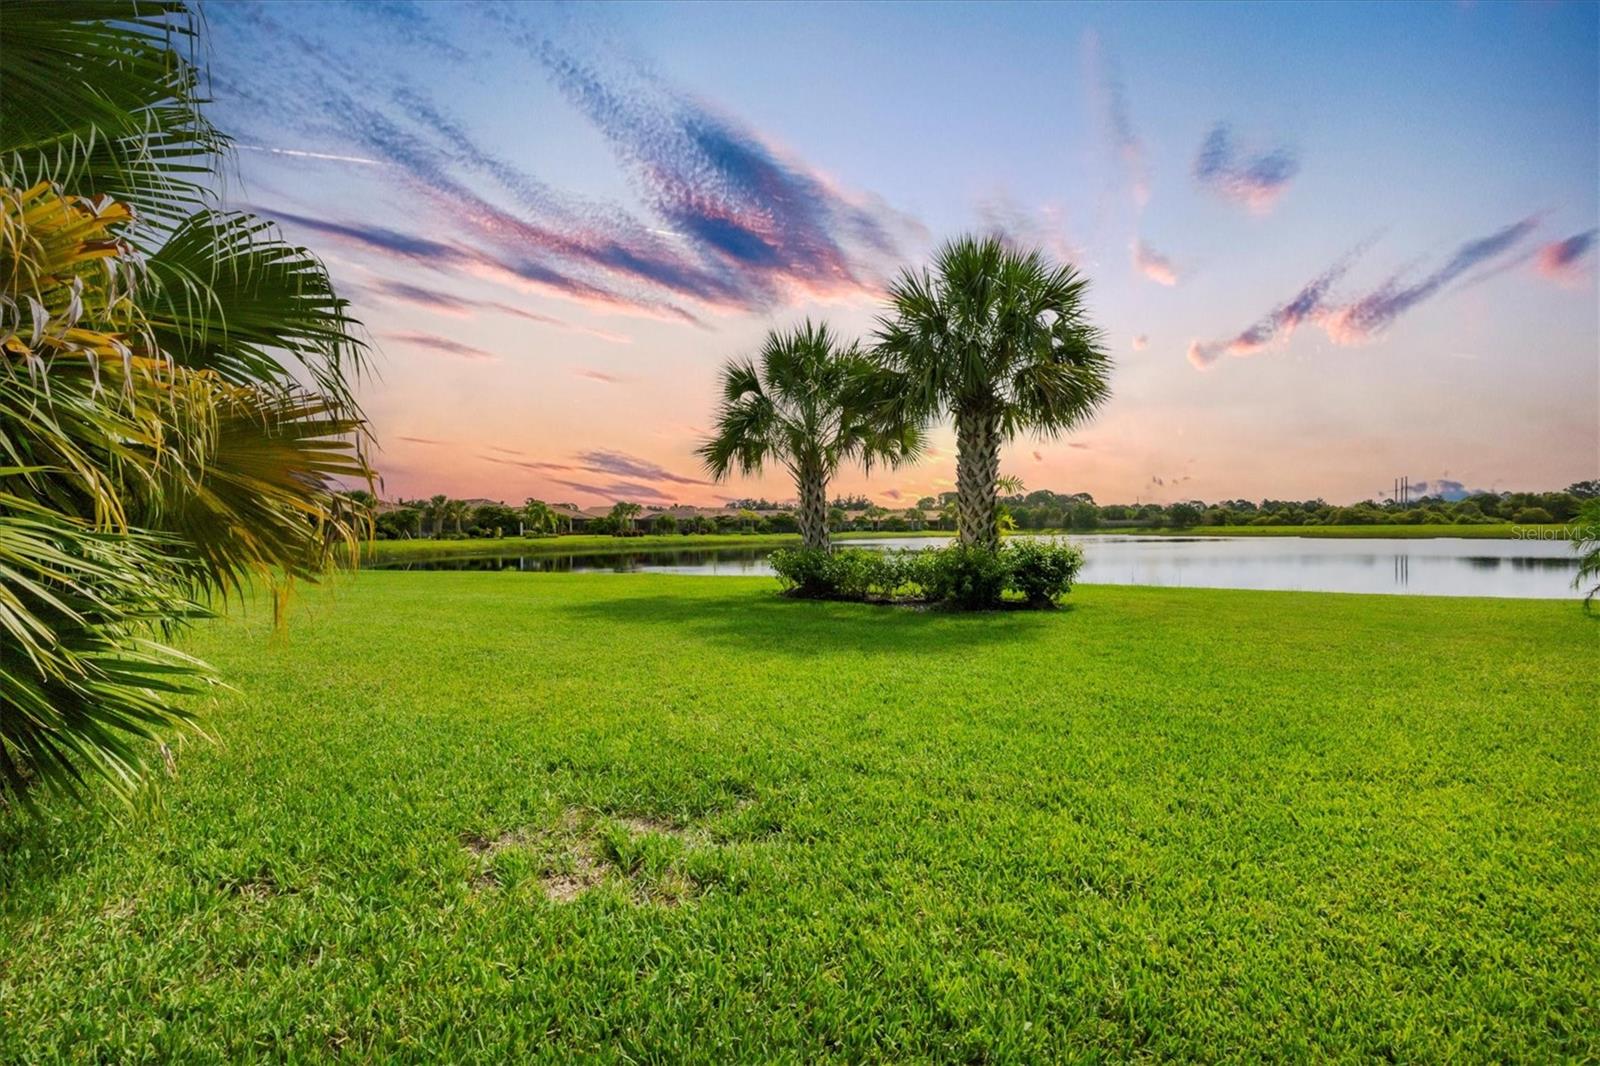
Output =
[
  {"x1": 3, "y1": 574, "x2": 1595, "y2": 1061},
  {"x1": 361, "y1": 523, "x2": 1570, "y2": 564}
]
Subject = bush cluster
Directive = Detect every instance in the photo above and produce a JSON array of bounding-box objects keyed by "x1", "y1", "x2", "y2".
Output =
[{"x1": 769, "y1": 542, "x2": 1084, "y2": 609}]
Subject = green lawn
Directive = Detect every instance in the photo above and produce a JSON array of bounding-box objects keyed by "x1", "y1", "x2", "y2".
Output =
[{"x1": 3, "y1": 575, "x2": 1595, "y2": 1061}]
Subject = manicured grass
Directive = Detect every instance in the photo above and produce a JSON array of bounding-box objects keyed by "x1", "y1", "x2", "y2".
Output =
[{"x1": 3, "y1": 575, "x2": 1595, "y2": 1061}]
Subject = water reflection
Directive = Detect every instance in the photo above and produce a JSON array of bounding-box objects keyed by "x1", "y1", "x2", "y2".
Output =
[{"x1": 371, "y1": 534, "x2": 1582, "y2": 599}]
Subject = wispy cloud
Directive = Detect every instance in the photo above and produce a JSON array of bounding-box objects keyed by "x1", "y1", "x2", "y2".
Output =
[
  {"x1": 976, "y1": 192, "x2": 1080, "y2": 263},
  {"x1": 552, "y1": 478, "x2": 675, "y2": 502},
  {"x1": 1535, "y1": 229, "x2": 1597, "y2": 286},
  {"x1": 381, "y1": 330, "x2": 498, "y2": 361},
  {"x1": 1132, "y1": 240, "x2": 1178, "y2": 286},
  {"x1": 214, "y1": 5, "x2": 915, "y2": 325},
  {"x1": 1187, "y1": 247, "x2": 1362, "y2": 368},
  {"x1": 367, "y1": 277, "x2": 633, "y2": 343},
  {"x1": 1131, "y1": 334, "x2": 1149, "y2": 351},
  {"x1": 1323, "y1": 218, "x2": 1537, "y2": 344},
  {"x1": 396, "y1": 435, "x2": 450, "y2": 446},
  {"x1": 528, "y1": 34, "x2": 920, "y2": 307},
  {"x1": 236, "y1": 144, "x2": 386, "y2": 166},
  {"x1": 1193, "y1": 123, "x2": 1299, "y2": 213},
  {"x1": 1190, "y1": 219, "x2": 1538, "y2": 367},
  {"x1": 574, "y1": 368, "x2": 627, "y2": 384},
  {"x1": 574, "y1": 449, "x2": 706, "y2": 485},
  {"x1": 1085, "y1": 31, "x2": 1148, "y2": 208}
]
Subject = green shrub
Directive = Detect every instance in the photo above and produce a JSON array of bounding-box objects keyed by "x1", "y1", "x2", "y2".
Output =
[
  {"x1": 1006, "y1": 540, "x2": 1084, "y2": 607},
  {"x1": 921, "y1": 544, "x2": 1011, "y2": 609},
  {"x1": 769, "y1": 548, "x2": 833, "y2": 598},
  {"x1": 773, "y1": 542, "x2": 1084, "y2": 609},
  {"x1": 1515, "y1": 507, "x2": 1554, "y2": 524}
]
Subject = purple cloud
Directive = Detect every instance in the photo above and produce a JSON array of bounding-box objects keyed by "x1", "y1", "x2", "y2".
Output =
[
  {"x1": 382, "y1": 331, "x2": 498, "y2": 361},
  {"x1": 529, "y1": 35, "x2": 920, "y2": 305},
  {"x1": 551, "y1": 479, "x2": 675, "y2": 503},
  {"x1": 574, "y1": 450, "x2": 707, "y2": 485},
  {"x1": 1193, "y1": 124, "x2": 1299, "y2": 213},
  {"x1": 1188, "y1": 250, "x2": 1360, "y2": 368},
  {"x1": 1324, "y1": 218, "x2": 1537, "y2": 344}
]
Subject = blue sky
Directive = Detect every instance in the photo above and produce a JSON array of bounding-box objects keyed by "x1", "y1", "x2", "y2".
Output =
[{"x1": 203, "y1": 0, "x2": 1598, "y2": 506}]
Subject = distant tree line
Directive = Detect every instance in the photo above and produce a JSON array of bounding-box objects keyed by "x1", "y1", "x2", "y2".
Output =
[{"x1": 358, "y1": 480, "x2": 1593, "y2": 541}]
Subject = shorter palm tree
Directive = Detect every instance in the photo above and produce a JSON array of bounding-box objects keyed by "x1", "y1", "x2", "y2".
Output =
[{"x1": 699, "y1": 321, "x2": 920, "y2": 551}]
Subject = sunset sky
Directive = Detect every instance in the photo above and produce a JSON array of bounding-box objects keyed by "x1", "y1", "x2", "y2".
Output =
[{"x1": 206, "y1": 1, "x2": 1599, "y2": 508}]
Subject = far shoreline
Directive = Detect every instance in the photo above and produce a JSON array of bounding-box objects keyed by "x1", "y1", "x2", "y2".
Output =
[{"x1": 357, "y1": 522, "x2": 1574, "y2": 563}]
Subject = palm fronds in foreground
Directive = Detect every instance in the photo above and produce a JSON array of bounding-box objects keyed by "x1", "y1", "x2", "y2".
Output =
[{"x1": 1, "y1": 2, "x2": 372, "y2": 805}]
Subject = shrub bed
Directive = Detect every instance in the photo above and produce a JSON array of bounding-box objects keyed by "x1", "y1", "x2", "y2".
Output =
[{"x1": 770, "y1": 542, "x2": 1084, "y2": 609}]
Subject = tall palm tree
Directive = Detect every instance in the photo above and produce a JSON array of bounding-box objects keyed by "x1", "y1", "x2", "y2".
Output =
[
  {"x1": 699, "y1": 321, "x2": 920, "y2": 551},
  {"x1": 875, "y1": 235, "x2": 1111, "y2": 550},
  {"x1": 1, "y1": 2, "x2": 371, "y2": 804},
  {"x1": 446, "y1": 498, "x2": 469, "y2": 535}
]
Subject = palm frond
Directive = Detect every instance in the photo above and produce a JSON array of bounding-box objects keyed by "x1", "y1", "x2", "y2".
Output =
[
  {"x1": 0, "y1": 1, "x2": 226, "y2": 233},
  {"x1": 143, "y1": 210, "x2": 370, "y2": 414}
]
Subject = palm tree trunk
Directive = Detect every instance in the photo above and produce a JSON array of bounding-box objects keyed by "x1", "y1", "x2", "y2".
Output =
[
  {"x1": 955, "y1": 409, "x2": 1002, "y2": 551},
  {"x1": 794, "y1": 463, "x2": 830, "y2": 552}
]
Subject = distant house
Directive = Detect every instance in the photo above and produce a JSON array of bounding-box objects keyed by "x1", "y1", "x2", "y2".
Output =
[{"x1": 547, "y1": 504, "x2": 591, "y2": 532}]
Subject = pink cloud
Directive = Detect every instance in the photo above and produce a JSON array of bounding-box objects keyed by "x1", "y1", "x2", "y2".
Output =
[
  {"x1": 1132, "y1": 240, "x2": 1177, "y2": 286},
  {"x1": 574, "y1": 368, "x2": 627, "y2": 384},
  {"x1": 1535, "y1": 230, "x2": 1596, "y2": 287},
  {"x1": 1131, "y1": 334, "x2": 1149, "y2": 351}
]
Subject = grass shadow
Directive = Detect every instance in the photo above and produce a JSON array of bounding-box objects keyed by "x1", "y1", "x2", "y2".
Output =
[{"x1": 554, "y1": 587, "x2": 1069, "y2": 658}]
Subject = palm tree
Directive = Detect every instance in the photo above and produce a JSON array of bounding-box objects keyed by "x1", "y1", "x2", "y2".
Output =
[
  {"x1": 522, "y1": 498, "x2": 557, "y2": 536},
  {"x1": 875, "y1": 235, "x2": 1111, "y2": 550},
  {"x1": 1574, "y1": 498, "x2": 1600, "y2": 609},
  {"x1": 426, "y1": 495, "x2": 449, "y2": 538},
  {"x1": 608, "y1": 501, "x2": 642, "y2": 536},
  {"x1": 1, "y1": 3, "x2": 371, "y2": 804},
  {"x1": 699, "y1": 321, "x2": 920, "y2": 551},
  {"x1": 446, "y1": 499, "x2": 469, "y2": 535}
]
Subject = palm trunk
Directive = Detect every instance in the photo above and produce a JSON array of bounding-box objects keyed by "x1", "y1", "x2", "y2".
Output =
[
  {"x1": 955, "y1": 409, "x2": 1002, "y2": 551},
  {"x1": 794, "y1": 463, "x2": 830, "y2": 552}
]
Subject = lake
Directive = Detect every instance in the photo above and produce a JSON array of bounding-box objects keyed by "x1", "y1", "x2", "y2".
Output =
[{"x1": 372, "y1": 534, "x2": 1584, "y2": 599}]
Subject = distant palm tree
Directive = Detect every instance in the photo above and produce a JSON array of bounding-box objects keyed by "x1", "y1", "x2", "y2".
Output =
[
  {"x1": 522, "y1": 498, "x2": 557, "y2": 536},
  {"x1": 699, "y1": 321, "x2": 920, "y2": 551},
  {"x1": 426, "y1": 495, "x2": 449, "y2": 538},
  {"x1": 876, "y1": 235, "x2": 1111, "y2": 550},
  {"x1": 609, "y1": 501, "x2": 643, "y2": 535},
  {"x1": 446, "y1": 499, "x2": 469, "y2": 535}
]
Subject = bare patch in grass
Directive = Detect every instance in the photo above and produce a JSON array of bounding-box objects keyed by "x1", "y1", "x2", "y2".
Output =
[{"x1": 462, "y1": 807, "x2": 708, "y2": 904}]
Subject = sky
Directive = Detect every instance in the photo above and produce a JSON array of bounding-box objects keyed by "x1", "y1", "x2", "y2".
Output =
[{"x1": 203, "y1": 0, "x2": 1600, "y2": 508}]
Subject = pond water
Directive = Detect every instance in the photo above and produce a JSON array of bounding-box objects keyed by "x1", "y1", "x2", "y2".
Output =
[{"x1": 372, "y1": 534, "x2": 1584, "y2": 599}]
